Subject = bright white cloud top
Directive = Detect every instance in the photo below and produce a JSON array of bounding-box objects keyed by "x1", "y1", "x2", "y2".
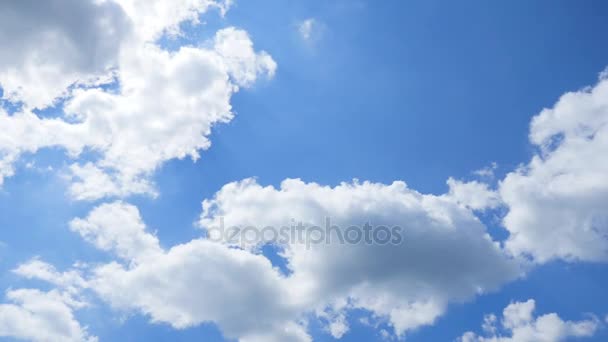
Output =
[{"x1": 0, "y1": 0, "x2": 608, "y2": 341}]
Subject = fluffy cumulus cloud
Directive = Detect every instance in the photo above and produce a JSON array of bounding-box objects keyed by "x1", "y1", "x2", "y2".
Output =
[
  {"x1": 500, "y1": 72, "x2": 608, "y2": 263},
  {"x1": 0, "y1": 0, "x2": 275, "y2": 199},
  {"x1": 200, "y1": 178, "x2": 520, "y2": 337},
  {"x1": 67, "y1": 202, "x2": 310, "y2": 342},
  {"x1": 11, "y1": 203, "x2": 310, "y2": 342},
  {"x1": 69, "y1": 202, "x2": 163, "y2": 263},
  {"x1": 459, "y1": 299, "x2": 600, "y2": 342},
  {"x1": 0, "y1": 288, "x2": 96, "y2": 342},
  {"x1": 14, "y1": 179, "x2": 520, "y2": 341}
]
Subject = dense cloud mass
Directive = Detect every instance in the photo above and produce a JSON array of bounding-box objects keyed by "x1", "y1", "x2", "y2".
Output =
[
  {"x1": 200, "y1": 178, "x2": 520, "y2": 336},
  {"x1": 18, "y1": 190, "x2": 518, "y2": 340}
]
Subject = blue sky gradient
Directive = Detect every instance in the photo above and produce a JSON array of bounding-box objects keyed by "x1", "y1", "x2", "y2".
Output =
[{"x1": 1, "y1": 1, "x2": 608, "y2": 341}]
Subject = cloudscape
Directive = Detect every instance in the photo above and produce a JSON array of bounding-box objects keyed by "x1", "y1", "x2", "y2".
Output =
[{"x1": 1, "y1": 1, "x2": 608, "y2": 341}]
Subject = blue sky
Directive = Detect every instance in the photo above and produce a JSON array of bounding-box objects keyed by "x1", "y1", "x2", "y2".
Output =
[{"x1": 1, "y1": 0, "x2": 608, "y2": 341}]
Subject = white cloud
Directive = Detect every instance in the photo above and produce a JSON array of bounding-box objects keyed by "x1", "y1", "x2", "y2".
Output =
[
  {"x1": 0, "y1": 3, "x2": 282, "y2": 336},
  {"x1": 499, "y1": 72, "x2": 608, "y2": 262},
  {"x1": 459, "y1": 299, "x2": 600, "y2": 342},
  {"x1": 115, "y1": 0, "x2": 232, "y2": 41},
  {"x1": 69, "y1": 201, "x2": 163, "y2": 263},
  {"x1": 68, "y1": 202, "x2": 310, "y2": 342},
  {"x1": 0, "y1": 0, "x2": 234, "y2": 110},
  {"x1": 214, "y1": 27, "x2": 277, "y2": 87},
  {"x1": 200, "y1": 178, "x2": 520, "y2": 337},
  {"x1": 20, "y1": 176, "x2": 519, "y2": 340},
  {"x1": 446, "y1": 177, "x2": 501, "y2": 211},
  {"x1": 63, "y1": 28, "x2": 275, "y2": 200},
  {"x1": 0, "y1": 1, "x2": 276, "y2": 200},
  {"x1": 0, "y1": 288, "x2": 96, "y2": 342}
]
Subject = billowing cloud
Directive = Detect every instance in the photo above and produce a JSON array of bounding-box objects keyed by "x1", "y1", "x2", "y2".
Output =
[
  {"x1": 67, "y1": 202, "x2": 310, "y2": 342},
  {"x1": 0, "y1": 0, "x2": 234, "y2": 110},
  {"x1": 500, "y1": 72, "x2": 608, "y2": 263},
  {"x1": 18, "y1": 176, "x2": 519, "y2": 341},
  {"x1": 0, "y1": 0, "x2": 276, "y2": 200},
  {"x1": 459, "y1": 299, "x2": 600, "y2": 342},
  {"x1": 200, "y1": 178, "x2": 520, "y2": 337}
]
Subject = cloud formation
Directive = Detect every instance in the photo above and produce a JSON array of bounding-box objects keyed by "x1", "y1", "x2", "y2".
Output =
[
  {"x1": 0, "y1": 0, "x2": 275, "y2": 200},
  {"x1": 500, "y1": 73, "x2": 608, "y2": 263},
  {"x1": 459, "y1": 299, "x2": 600, "y2": 342},
  {"x1": 71, "y1": 202, "x2": 309, "y2": 342},
  {"x1": 17, "y1": 178, "x2": 521, "y2": 341},
  {"x1": 200, "y1": 178, "x2": 520, "y2": 337}
]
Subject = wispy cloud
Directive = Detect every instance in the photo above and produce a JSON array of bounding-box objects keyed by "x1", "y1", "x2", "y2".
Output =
[{"x1": 298, "y1": 18, "x2": 317, "y2": 41}]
